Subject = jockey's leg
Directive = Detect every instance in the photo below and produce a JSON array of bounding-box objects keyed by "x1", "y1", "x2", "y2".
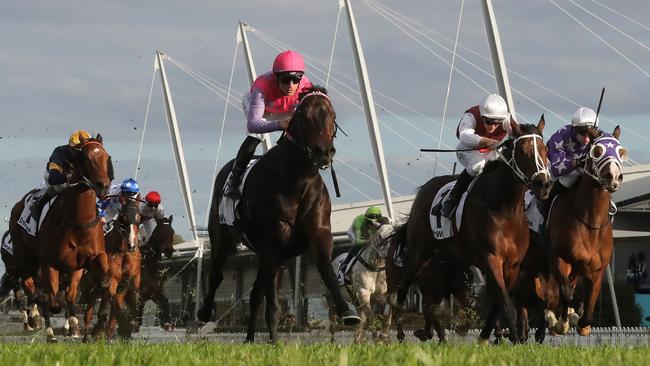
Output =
[
  {"x1": 225, "y1": 135, "x2": 261, "y2": 199},
  {"x1": 29, "y1": 185, "x2": 60, "y2": 220},
  {"x1": 433, "y1": 169, "x2": 473, "y2": 218},
  {"x1": 341, "y1": 245, "x2": 363, "y2": 273}
]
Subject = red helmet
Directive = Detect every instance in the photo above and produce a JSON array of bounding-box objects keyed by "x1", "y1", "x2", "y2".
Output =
[
  {"x1": 272, "y1": 50, "x2": 305, "y2": 73},
  {"x1": 145, "y1": 191, "x2": 161, "y2": 205}
]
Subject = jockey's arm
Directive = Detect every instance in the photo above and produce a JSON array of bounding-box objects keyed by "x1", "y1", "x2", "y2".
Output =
[
  {"x1": 352, "y1": 217, "x2": 368, "y2": 246},
  {"x1": 547, "y1": 131, "x2": 576, "y2": 177},
  {"x1": 246, "y1": 89, "x2": 285, "y2": 133},
  {"x1": 458, "y1": 113, "x2": 498, "y2": 148}
]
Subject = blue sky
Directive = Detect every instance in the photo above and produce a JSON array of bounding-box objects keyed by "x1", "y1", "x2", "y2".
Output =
[{"x1": 1, "y1": 0, "x2": 649, "y2": 257}]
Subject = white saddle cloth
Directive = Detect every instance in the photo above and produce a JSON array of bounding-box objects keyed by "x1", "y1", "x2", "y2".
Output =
[
  {"x1": 17, "y1": 187, "x2": 56, "y2": 237},
  {"x1": 524, "y1": 190, "x2": 545, "y2": 234},
  {"x1": 428, "y1": 180, "x2": 467, "y2": 240},
  {"x1": 218, "y1": 158, "x2": 259, "y2": 226}
]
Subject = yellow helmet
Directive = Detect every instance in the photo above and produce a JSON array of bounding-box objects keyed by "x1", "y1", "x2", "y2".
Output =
[{"x1": 69, "y1": 130, "x2": 91, "y2": 147}]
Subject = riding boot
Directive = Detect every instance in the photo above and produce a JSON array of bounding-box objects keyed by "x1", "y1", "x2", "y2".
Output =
[
  {"x1": 341, "y1": 245, "x2": 363, "y2": 272},
  {"x1": 224, "y1": 136, "x2": 261, "y2": 199},
  {"x1": 431, "y1": 170, "x2": 473, "y2": 218},
  {"x1": 29, "y1": 186, "x2": 58, "y2": 221}
]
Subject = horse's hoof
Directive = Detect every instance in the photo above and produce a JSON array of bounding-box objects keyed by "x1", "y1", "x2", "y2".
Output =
[
  {"x1": 577, "y1": 325, "x2": 591, "y2": 337},
  {"x1": 554, "y1": 320, "x2": 570, "y2": 335},
  {"x1": 387, "y1": 293, "x2": 405, "y2": 310},
  {"x1": 163, "y1": 322, "x2": 173, "y2": 332},
  {"x1": 23, "y1": 323, "x2": 34, "y2": 332},
  {"x1": 413, "y1": 329, "x2": 431, "y2": 342},
  {"x1": 568, "y1": 310, "x2": 580, "y2": 327},
  {"x1": 244, "y1": 337, "x2": 254, "y2": 344},
  {"x1": 341, "y1": 313, "x2": 361, "y2": 327},
  {"x1": 196, "y1": 306, "x2": 211, "y2": 323}
]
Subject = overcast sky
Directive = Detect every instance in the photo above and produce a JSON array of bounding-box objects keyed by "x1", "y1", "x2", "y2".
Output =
[{"x1": 1, "y1": 0, "x2": 648, "y2": 252}]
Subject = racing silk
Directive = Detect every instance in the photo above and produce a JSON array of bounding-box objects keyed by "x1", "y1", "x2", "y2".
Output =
[
  {"x1": 547, "y1": 124, "x2": 597, "y2": 177},
  {"x1": 456, "y1": 106, "x2": 509, "y2": 148},
  {"x1": 349, "y1": 214, "x2": 378, "y2": 247},
  {"x1": 247, "y1": 71, "x2": 313, "y2": 133},
  {"x1": 139, "y1": 202, "x2": 165, "y2": 221},
  {"x1": 98, "y1": 184, "x2": 124, "y2": 221},
  {"x1": 47, "y1": 145, "x2": 75, "y2": 179}
]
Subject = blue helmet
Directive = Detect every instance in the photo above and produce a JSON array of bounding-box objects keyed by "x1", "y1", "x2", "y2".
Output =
[{"x1": 120, "y1": 178, "x2": 140, "y2": 195}]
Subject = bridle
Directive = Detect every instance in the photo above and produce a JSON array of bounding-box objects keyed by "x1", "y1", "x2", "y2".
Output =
[
  {"x1": 584, "y1": 135, "x2": 624, "y2": 187},
  {"x1": 284, "y1": 91, "x2": 339, "y2": 169},
  {"x1": 495, "y1": 133, "x2": 550, "y2": 187}
]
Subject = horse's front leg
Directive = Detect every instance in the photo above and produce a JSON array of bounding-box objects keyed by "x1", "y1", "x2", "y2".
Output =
[
  {"x1": 245, "y1": 267, "x2": 266, "y2": 343},
  {"x1": 89, "y1": 252, "x2": 111, "y2": 339},
  {"x1": 64, "y1": 269, "x2": 83, "y2": 338},
  {"x1": 263, "y1": 267, "x2": 281, "y2": 344},
  {"x1": 354, "y1": 288, "x2": 372, "y2": 344},
  {"x1": 40, "y1": 264, "x2": 60, "y2": 342},
  {"x1": 309, "y1": 229, "x2": 359, "y2": 326},
  {"x1": 550, "y1": 257, "x2": 572, "y2": 335},
  {"x1": 577, "y1": 267, "x2": 605, "y2": 337}
]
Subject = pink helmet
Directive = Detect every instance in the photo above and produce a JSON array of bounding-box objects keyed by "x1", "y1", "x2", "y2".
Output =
[{"x1": 272, "y1": 50, "x2": 305, "y2": 73}]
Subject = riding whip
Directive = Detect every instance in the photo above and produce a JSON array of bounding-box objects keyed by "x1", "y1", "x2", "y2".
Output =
[{"x1": 594, "y1": 87, "x2": 605, "y2": 127}]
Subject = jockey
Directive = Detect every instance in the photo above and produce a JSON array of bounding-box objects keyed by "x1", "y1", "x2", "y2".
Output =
[
  {"x1": 140, "y1": 191, "x2": 165, "y2": 244},
  {"x1": 341, "y1": 206, "x2": 384, "y2": 268},
  {"x1": 98, "y1": 178, "x2": 140, "y2": 223},
  {"x1": 29, "y1": 130, "x2": 92, "y2": 220},
  {"x1": 431, "y1": 94, "x2": 512, "y2": 217},
  {"x1": 545, "y1": 107, "x2": 603, "y2": 205},
  {"x1": 224, "y1": 50, "x2": 313, "y2": 199}
]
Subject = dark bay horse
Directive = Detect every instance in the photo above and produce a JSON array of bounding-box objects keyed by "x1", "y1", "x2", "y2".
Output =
[
  {"x1": 390, "y1": 118, "x2": 551, "y2": 344},
  {"x1": 135, "y1": 215, "x2": 175, "y2": 331},
  {"x1": 545, "y1": 126, "x2": 626, "y2": 337},
  {"x1": 7, "y1": 135, "x2": 112, "y2": 342},
  {"x1": 386, "y1": 191, "x2": 475, "y2": 344},
  {"x1": 197, "y1": 86, "x2": 360, "y2": 343}
]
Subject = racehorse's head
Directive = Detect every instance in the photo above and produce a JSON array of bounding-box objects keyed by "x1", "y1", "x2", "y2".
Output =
[
  {"x1": 117, "y1": 198, "x2": 141, "y2": 252},
  {"x1": 150, "y1": 215, "x2": 175, "y2": 259},
  {"x1": 76, "y1": 134, "x2": 112, "y2": 198},
  {"x1": 508, "y1": 115, "x2": 551, "y2": 199},
  {"x1": 585, "y1": 126, "x2": 626, "y2": 192},
  {"x1": 287, "y1": 86, "x2": 337, "y2": 169}
]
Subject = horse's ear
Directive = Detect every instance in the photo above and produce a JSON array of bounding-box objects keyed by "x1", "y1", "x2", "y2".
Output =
[
  {"x1": 613, "y1": 125, "x2": 621, "y2": 140},
  {"x1": 95, "y1": 133, "x2": 103, "y2": 143},
  {"x1": 510, "y1": 118, "x2": 522, "y2": 136},
  {"x1": 79, "y1": 134, "x2": 89, "y2": 145},
  {"x1": 168, "y1": 215, "x2": 173, "y2": 224},
  {"x1": 536, "y1": 114, "x2": 545, "y2": 133}
]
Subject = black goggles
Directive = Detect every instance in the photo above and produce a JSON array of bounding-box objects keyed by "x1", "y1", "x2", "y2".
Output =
[
  {"x1": 277, "y1": 72, "x2": 303, "y2": 85},
  {"x1": 366, "y1": 214, "x2": 382, "y2": 221},
  {"x1": 574, "y1": 126, "x2": 589, "y2": 136},
  {"x1": 484, "y1": 117, "x2": 504, "y2": 126}
]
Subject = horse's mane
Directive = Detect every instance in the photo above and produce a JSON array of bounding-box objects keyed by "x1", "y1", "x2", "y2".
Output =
[
  {"x1": 482, "y1": 123, "x2": 542, "y2": 174},
  {"x1": 298, "y1": 85, "x2": 328, "y2": 101}
]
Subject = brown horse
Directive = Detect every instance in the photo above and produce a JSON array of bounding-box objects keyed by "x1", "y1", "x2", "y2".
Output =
[
  {"x1": 545, "y1": 126, "x2": 626, "y2": 337},
  {"x1": 390, "y1": 118, "x2": 551, "y2": 344},
  {"x1": 197, "y1": 86, "x2": 360, "y2": 343},
  {"x1": 135, "y1": 215, "x2": 175, "y2": 331},
  {"x1": 7, "y1": 135, "x2": 112, "y2": 342},
  {"x1": 80, "y1": 197, "x2": 141, "y2": 340},
  {"x1": 386, "y1": 191, "x2": 475, "y2": 344}
]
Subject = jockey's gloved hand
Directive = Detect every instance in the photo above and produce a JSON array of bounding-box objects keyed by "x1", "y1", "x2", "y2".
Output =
[{"x1": 47, "y1": 171, "x2": 66, "y2": 186}]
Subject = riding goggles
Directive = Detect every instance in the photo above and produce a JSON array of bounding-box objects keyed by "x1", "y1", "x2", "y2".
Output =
[
  {"x1": 277, "y1": 72, "x2": 303, "y2": 85},
  {"x1": 484, "y1": 117, "x2": 504, "y2": 126},
  {"x1": 366, "y1": 214, "x2": 382, "y2": 221}
]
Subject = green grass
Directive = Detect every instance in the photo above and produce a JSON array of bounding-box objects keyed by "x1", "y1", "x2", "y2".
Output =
[{"x1": 0, "y1": 343, "x2": 647, "y2": 366}]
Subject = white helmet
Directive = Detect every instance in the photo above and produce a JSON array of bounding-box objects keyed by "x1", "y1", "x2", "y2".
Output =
[
  {"x1": 571, "y1": 107, "x2": 598, "y2": 127},
  {"x1": 479, "y1": 94, "x2": 509, "y2": 120}
]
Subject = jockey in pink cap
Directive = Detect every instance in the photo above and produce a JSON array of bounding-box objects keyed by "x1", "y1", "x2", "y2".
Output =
[{"x1": 224, "y1": 50, "x2": 313, "y2": 199}]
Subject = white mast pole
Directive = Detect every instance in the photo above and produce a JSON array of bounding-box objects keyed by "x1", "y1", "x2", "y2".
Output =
[
  {"x1": 481, "y1": 0, "x2": 516, "y2": 120},
  {"x1": 342, "y1": 0, "x2": 395, "y2": 220},
  {"x1": 155, "y1": 50, "x2": 202, "y2": 319},
  {"x1": 239, "y1": 21, "x2": 273, "y2": 152}
]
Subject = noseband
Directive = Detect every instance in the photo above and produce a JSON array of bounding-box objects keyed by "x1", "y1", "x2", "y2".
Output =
[{"x1": 496, "y1": 134, "x2": 549, "y2": 187}]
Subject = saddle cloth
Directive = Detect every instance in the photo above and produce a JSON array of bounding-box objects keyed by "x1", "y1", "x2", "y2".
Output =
[
  {"x1": 17, "y1": 187, "x2": 56, "y2": 237},
  {"x1": 218, "y1": 158, "x2": 259, "y2": 226},
  {"x1": 428, "y1": 180, "x2": 468, "y2": 240},
  {"x1": 1, "y1": 231, "x2": 13, "y2": 255},
  {"x1": 333, "y1": 251, "x2": 364, "y2": 287}
]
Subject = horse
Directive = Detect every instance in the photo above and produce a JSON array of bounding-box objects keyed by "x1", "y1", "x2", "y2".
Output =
[
  {"x1": 135, "y1": 215, "x2": 176, "y2": 331},
  {"x1": 197, "y1": 86, "x2": 360, "y2": 343},
  {"x1": 7, "y1": 135, "x2": 112, "y2": 342},
  {"x1": 386, "y1": 209, "x2": 475, "y2": 344},
  {"x1": 328, "y1": 223, "x2": 392, "y2": 343},
  {"x1": 79, "y1": 196, "x2": 141, "y2": 340},
  {"x1": 389, "y1": 117, "x2": 551, "y2": 344},
  {"x1": 545, "y1": 126, "x2": 626, "y2": 337}
]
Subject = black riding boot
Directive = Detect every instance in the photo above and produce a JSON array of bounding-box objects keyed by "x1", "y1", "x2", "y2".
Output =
[
  {"x1": 225, "y1": 136, "x2": 261, "y2": 199},
  {"x1": 29, "y1": 186, "x2": 58, "y2": 221},
  {"x1": 431, "y1": 170, "x2": 473, "y2": 218}
]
